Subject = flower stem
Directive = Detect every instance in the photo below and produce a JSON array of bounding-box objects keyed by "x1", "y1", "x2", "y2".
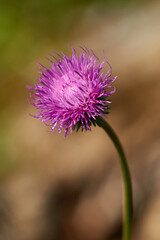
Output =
[{"x1": 97, "y1": 116, "x2": 133, "y2": 240}]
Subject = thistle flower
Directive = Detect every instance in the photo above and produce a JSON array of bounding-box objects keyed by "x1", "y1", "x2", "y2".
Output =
[{"x1": 27, "y1": 46, "x2": 117, "y2": 136}]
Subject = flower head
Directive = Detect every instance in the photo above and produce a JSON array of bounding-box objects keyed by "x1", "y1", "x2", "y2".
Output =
[{"x1": 27, "y1": 46, "x2": 117, "y2": 136}]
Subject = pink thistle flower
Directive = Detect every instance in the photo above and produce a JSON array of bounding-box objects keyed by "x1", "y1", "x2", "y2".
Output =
[{"x1": 27, "y1": 46, "x2": 117, "y2": 136}]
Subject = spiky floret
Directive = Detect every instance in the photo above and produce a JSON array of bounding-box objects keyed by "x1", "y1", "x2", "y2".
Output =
[{"x1": 27, "y1": 46, "x2": 117, "y2": 136}]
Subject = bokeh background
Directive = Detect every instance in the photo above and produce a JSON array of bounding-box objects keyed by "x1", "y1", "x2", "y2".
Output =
[{"x1": 0, "y1": 0, "x2": 160, "y2": 239}]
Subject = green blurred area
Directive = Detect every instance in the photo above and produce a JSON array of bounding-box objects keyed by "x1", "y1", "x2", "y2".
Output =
[{"x1": 0, "y1": 0, "x2": 143, "y2": 69}]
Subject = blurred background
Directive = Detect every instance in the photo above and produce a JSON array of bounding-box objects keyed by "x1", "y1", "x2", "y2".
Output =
[{"x1": 0, "y1": 0, "x2": 160, "y2": 239}]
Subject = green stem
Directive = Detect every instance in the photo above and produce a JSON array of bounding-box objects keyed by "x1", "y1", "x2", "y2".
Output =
[{"x1": 97, "y1": 116, "x2": 133, "y2": 240}]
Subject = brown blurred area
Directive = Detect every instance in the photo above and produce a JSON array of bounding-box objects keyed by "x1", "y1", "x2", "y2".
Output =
[{"x1": 0, "y1": 0, "x2": 160, "y2": 239}]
